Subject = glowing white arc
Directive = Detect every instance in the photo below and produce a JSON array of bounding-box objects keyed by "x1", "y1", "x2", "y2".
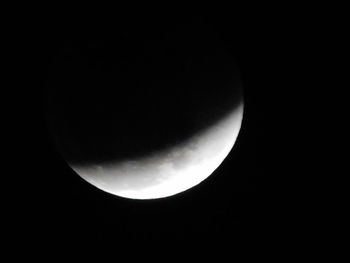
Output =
[{"x1": 71, "y1": 102, "x2": 243, "y2": 199}]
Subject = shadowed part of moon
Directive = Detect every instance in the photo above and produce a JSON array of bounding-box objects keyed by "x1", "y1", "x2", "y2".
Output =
[{"x1": 45, "y1": 22, "x2": 242, "y2": 167}]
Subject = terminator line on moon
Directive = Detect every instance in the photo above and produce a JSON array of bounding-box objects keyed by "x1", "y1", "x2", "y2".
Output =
[{"x1": 45, "y1": 23, "x2": 244, "y2": 200}]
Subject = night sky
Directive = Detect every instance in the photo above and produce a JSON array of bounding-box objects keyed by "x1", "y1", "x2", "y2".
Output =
[{"x1": 10, "y1": 11, "x2": 292, "y2": 250}]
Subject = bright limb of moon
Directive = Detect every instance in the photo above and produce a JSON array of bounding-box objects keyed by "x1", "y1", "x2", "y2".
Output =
[{"x1": 71, "y1": 102, "x2": 243, "y2": 199}]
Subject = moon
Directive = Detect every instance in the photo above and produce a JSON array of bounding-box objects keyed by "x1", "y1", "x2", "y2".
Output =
[{"x1": 45, "y1": 21, "x2": 244, "y2": 199}]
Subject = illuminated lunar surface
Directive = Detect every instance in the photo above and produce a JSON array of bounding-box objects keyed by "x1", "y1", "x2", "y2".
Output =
[{"x1": 72, "y1": 102, "x2": 243, "y2": 199}]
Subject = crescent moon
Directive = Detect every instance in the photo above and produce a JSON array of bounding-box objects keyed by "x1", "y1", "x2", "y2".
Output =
[
  {"x1": 45, "y1": 23, "x2": 244, "y2": 200},
  {"x1": 71, "y1": 102, "x2": 243, "y2": 199}
]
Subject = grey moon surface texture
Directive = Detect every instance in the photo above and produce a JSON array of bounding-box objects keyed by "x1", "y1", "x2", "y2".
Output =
[{"x1": 73, "y1": 103, "x2": 243, "y2": 199}]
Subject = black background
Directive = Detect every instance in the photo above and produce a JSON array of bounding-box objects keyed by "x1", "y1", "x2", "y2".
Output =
[{"x1": 9, "y1": 9, "x2": 297, "y2": 251}]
